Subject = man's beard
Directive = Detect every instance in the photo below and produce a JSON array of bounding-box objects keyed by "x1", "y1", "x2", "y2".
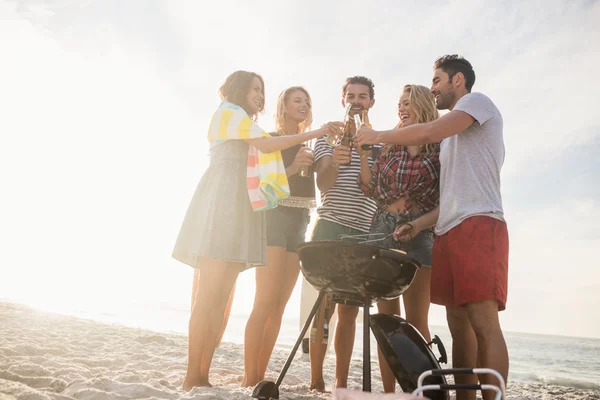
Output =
[{"x1": 436, "y1": 92, "x2": 453, "y2": 110}]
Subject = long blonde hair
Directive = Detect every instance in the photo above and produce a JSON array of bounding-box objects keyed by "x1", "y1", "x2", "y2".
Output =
[
  {"x1": 275, "y1": 86, "x2": 313, "y2": 134},
  {"x1": 387, "y1": 84, "x2": 439, "y2": 155}
]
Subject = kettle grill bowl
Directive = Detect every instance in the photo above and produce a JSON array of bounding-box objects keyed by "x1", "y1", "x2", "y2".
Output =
[{"x1": 297, "y1": 241, "x2": 420, "y2": 303}]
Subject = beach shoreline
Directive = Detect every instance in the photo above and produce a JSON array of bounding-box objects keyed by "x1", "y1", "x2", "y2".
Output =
[{"x1": 0, "y1": 301, "x2": 598, "y2": 400}]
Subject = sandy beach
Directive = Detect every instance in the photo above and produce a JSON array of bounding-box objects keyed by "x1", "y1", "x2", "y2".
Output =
[{"x1": 0, "y1": 301, "x2": 598, "y2": 400}]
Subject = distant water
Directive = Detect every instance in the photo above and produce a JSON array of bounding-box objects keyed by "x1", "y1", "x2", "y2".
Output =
[{"x1": 7, "y1": 298, "x2": 600, "y2": 391}]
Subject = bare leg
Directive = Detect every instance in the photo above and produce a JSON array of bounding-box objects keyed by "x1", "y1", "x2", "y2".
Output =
[
  {"x1": 191, "y1": 269, "x2": 199, "y2": 310},
  {"x1": 334, "y1": 304, "x2": 359, "y2": 389},
  {"x1": 402, "y1": 268, "x2": 432, "y2": 342},
  {"x1": 219, "y1": 283, "x2": 235, "y2": 346},
  {"x1": 300, "y1": 277, "x2": 319, "y2": 340},
  {"x1": 466, "y1": 300, "x2": 509, "y2": 400},
  {"x1": 183, "y1": 259, "x2": 240, "y2": 390},
  {"x1": 242, "y1": 247, "x2": 287, "y2": 387},
  {"x1": 309, "y1": 294, "x2": 334, "y2": 392},
  {"x1": 256, "y1": 251, "x2": 301, "y2": 380},
  {"x1": 192, "y1": 269, "x2": 235, "y2": 347},
  {"x1": 446, "y1": 306, "x2": 478, "y2": 400},
  {"x1": 375, "y1": 298, "x2": 401, "y2": 393}
]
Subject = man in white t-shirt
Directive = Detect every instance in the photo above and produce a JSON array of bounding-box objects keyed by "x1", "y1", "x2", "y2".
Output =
[{"x1": 356, "y1": 55, "x2": 509, "y2": 400}]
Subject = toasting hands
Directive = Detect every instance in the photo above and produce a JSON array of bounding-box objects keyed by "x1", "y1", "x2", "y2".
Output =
[
  {"x1": 320, "y1": 121, "x2": 345, "y2": 138},
  {"x1": 354, "y1": 127, "x2": 380, "y2": 148}
]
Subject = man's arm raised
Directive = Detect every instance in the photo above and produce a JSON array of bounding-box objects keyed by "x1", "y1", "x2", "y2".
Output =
[{"x1": 355, "y1": 110, "x2": 476, "y2": 147}]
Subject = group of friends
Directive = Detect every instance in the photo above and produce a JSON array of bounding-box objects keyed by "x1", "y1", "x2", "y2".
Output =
[{"x1": 172, "y1": 54, "x2": 510, "y2": 400}]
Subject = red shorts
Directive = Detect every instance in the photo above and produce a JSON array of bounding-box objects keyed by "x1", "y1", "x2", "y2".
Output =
[{"x1": 431, "y1": 216, "x2": 509, "y2": 311}]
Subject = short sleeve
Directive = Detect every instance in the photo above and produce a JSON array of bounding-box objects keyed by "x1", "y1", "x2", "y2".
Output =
[
  {"x1": 313, "y1": 137, "x2": 333, "y2": 163},
  {"x1": 453, "y1": 92, "x2": 497, "y2": 126}
]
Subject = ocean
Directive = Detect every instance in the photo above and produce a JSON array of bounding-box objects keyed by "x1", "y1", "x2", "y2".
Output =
[{"x1": 6, "y1": 298, "x2": 599, "y2": 391}]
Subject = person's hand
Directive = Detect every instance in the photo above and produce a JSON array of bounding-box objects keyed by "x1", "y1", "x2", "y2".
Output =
[
  {"x1": 319, "y1": 121, "x2": 344, "y2": 138},
  {"x1": 354, "y1": 141, "x2": 369, "y2": 158},
  {"x1": 292, "y1": 146, "x2": 314, "y2": 168},
  {"x1": 289, "y1": 146, "x2": 314, "y2": 175},
  {"x1": 393, "y1": 222, "x2": 420, "y2": 243},
  {"x1": 355, "y1": 127, "x2": 380, "y2": 148},
  {"x1": 332, "y1": 144, "x2": 352, "y2": 167}
]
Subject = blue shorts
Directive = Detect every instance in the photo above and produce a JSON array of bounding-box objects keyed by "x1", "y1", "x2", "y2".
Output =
[{"x1": 369, "y1": 210, "x2": 434, "y2": 267}]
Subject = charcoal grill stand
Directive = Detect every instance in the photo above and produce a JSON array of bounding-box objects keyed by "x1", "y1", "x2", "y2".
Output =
[{"x1": 252, "y1": 291, "x2": 374, "y2": 399}]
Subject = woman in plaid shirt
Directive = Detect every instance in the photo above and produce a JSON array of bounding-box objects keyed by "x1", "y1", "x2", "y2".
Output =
[{"x1": 357, "y1": 84, "x2": 441, "y2": 393}]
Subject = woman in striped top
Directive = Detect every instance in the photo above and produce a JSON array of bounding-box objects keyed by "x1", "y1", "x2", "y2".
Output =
[{"x1": 358, "y1": 84, "x2": 441, "y2": 393}]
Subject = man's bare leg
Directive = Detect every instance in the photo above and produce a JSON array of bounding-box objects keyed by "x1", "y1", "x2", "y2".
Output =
[
  {"x1": 466, "y1": 299, "x2": 509, "y2": 400},
  {"x1": 446, "y1": 306, "x2": 478, "y2": 400},
  {"x1": 309, "y1": 295, "x2": 334, "y2": 392},
  {"x1": 334, "y1": 304, "x2": 359, "y2": 388}
]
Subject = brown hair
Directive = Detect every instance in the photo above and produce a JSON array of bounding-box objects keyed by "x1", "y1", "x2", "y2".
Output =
[
  {"x1": 434, "y1": 54, "x2": 476, "y2": 92},
  {"x1": 342, "y1": 76, "x2": 375, "y2": 99},
  {"x1": 218, "y1": 70, "x2": 265, "y2": 119},
  {"x1": 275, "y1": 86, "x2": 313, "y2": 134}
]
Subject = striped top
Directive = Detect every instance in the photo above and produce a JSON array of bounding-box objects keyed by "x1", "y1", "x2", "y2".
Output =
[
  {"x1": 207, "y1": 101, "x2": 289, "y2": 211},
  {"x1": 314, "y1": 138, "x2": 377, "y2": 233}
]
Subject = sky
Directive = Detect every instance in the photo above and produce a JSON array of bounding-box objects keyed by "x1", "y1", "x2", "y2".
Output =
[{"x1": 0, "y1": 0, "x2": 599, "y2": 339}]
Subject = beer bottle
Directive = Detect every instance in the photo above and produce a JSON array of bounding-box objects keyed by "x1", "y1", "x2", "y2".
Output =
[
  {"x1": 339, "y1": 111, "x2": 353, "y2": 166},
  {"x1": 361, "y1": 110, "x2": 372, "y2": 128},
  {"x1": 357, "y1": 110, "x2": 373, "y2": 151},
  {"x1": 326, "y1": 104, "x2": 351, "y2": 146}
]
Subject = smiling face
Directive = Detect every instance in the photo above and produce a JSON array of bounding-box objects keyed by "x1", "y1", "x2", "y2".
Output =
[
  {"x1": 342, "y1": 83, "x2": 374, "y2": 116},
  {"x1": 245, "y1": 76, "x2": 264, "y2": 115},
  {"x1": 397, "y1": 91, "x2": 416, "y2": 127},
  {"x1": 430, "y1": 68, "x2": 456, "y2": 111},
  {"x1": 284, "y1": 89, "x2": 311, "y2": 124}
]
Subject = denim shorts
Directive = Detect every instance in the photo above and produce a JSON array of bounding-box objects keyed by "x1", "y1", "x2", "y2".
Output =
[
  {"x1": 369, "y1": 210, "x2": 434, "y2": 267},
  {"x1": 266, "y1": 206, "x2": 310, "y2": 252}
]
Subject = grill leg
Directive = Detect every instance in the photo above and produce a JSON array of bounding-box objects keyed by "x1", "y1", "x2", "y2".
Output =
[
  {"x1": 275, "y1": 290, "x2": 326, "y2": 387},
  {"x1": 254, "y1": 291, "x2": 327, "y2": 399},
  {"x1": 362, "y1": 296, "x2": 371, "y2": 392}
]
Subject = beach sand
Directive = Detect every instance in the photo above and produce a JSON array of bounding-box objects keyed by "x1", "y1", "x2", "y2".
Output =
[{"x1": 0, "y1": 302, "x2": 598, "y2": 400}]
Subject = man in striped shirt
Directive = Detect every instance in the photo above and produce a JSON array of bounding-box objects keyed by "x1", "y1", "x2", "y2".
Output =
[{"x1": 308, "y1": 76, "x2": 378, "y2": 392}]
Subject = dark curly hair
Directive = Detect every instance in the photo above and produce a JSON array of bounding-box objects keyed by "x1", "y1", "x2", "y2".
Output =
[{"x1": 433, "y1": 55, "x2": 476, "y2": 92}]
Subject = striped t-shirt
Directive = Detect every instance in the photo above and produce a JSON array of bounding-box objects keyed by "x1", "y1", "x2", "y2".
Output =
[{"x1": 314, "y1": 138, "x2": 377, "y2": 233}]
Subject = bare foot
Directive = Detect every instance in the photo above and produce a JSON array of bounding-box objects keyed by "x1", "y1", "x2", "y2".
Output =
[
  {"x1": 182, "y1": 376, "x2": 212, "y2": 391},
  {"x1": 335, "y1": 380, "x2": 348, "y2": 389},
  {"x1": 241, "y1": 376, "x2": 258, "y2": 388},
  {"x1": 310, "y1": 380, "x2": 328, "y2": 393}
]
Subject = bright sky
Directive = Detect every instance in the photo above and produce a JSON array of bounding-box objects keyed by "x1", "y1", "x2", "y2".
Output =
[{"x1": 1, "y1": 0, "x2": 599, "y2": 339}]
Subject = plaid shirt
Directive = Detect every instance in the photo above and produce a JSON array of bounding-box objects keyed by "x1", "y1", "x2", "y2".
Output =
[{"x1": 358, "y1": 145, "x2": 441, "y2": 214}]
